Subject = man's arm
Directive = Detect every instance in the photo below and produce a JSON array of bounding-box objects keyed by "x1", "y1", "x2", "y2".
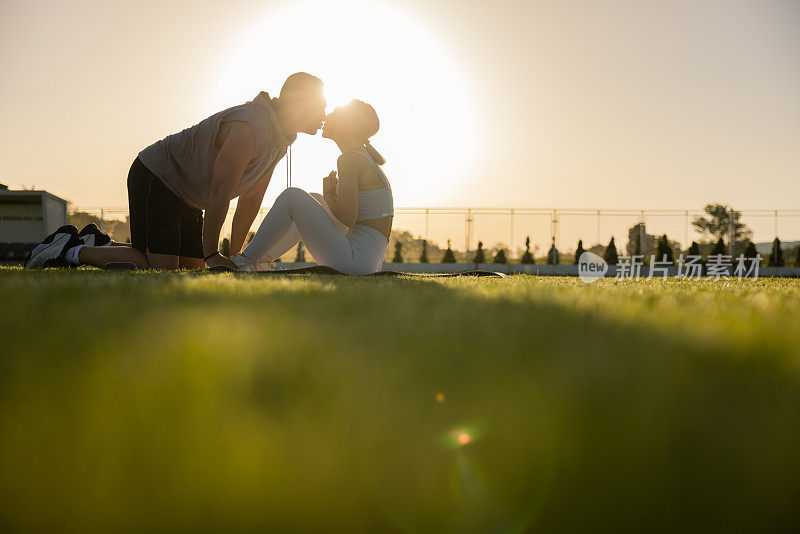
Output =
[
  {"x1": 203, "y1": 121, "x2": 255, "y2": 267},
  {"x1": 229, "y1": 166, "x2": 273, "y2": 257}
]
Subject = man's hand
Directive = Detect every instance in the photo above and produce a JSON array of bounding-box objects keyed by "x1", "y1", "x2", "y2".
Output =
[{"x1": 205, "y1": 253, "x2": 237, "y2": 270}]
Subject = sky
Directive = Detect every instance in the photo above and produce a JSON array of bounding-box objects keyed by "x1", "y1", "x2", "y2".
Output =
[{"x1": 1, "y1": 0, "x2": 798, "y2": 211}]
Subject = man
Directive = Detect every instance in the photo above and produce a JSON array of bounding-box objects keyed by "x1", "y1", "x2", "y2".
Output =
[{"x1": 25, "y1": 72, "x2": 326, "y2": 270}]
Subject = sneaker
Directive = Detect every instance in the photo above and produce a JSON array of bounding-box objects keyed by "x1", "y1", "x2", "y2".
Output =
[
  {"x1": 78, "y1": 223, "x2": 112, "y2": 247},
  {"x1": 232, "y1": 253, "x2": 276, "y2": 272},
  {"x1": 24, "y1": 225, "x2": 83, "y2": 269}
]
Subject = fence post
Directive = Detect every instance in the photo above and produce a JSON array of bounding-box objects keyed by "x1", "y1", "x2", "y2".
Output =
[
  {"x1": 639, "y1": 211, "x2": 644, "y2": 258},
  {"x1": 775, "y1": 210, "x2": 778, "y2": 239},
  {"x1": 552, "y1": 209, "x2": 559, "y2": 249},
  {"x1": 596, "y1": 209, "x2": 601, "y2": 245},
  {"x1": 685, "y1": 210, "x2": 689, "y2": 248},
  {"x1": 510, "y1": 208, "x2": 515, "y2": 254},
  {"x1": 466, "y1": 209, "x2": 472, "y2": 252}
]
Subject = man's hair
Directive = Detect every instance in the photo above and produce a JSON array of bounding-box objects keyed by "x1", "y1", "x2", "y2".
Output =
[{"x1": 280, "y1": 72, "x2": 324, "y2": 99}]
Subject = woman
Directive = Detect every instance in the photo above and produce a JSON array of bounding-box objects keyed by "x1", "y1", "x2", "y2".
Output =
[{"x1": 232, "y1": 100, "x2": 393, "y2": 275}]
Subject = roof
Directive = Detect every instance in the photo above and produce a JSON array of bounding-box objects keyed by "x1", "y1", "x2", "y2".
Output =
[{"x1": 0, "y1": 189, "x2": 68, "y2": 205}]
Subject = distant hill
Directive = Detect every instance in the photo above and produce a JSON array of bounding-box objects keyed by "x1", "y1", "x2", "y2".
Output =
[{"x1": 755, "y1": 240, "x2": 800, "y2": 255}]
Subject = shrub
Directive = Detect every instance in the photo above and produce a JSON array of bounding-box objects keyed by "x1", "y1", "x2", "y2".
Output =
[
  {"x1": 441, "y1": 240, "x2": 456, "y2": 263},
  {"x1": 473, "y1": 241, "x2": 486, "y2": 264},
  {"x1": 392, "y1": 242, "x2": 403, "y2": 263},
  {"x1": 493, "y1": 249, "x2": 507, "y2": 264},
  {"x1": 521, "y1": 236, "x2": 534, "y2": 264},
  {"x1": 294, "y1": 241, "x2": 306, "y2": 262},
  {"x1": 655, "y1": 235, "x2": 674, "y2": 264},
  {"x1": 768, "y1": 238, "x2": 784, "y2": 267},
  {"x1": 419, "y1": 240, "x2": 429, "y2": 263},
  {"x1": 220, "y1": 238, "x2": 230, "y2": 257},
  {"x1": 574, "y1": 240, "x2": 585, "y2": 265},
  {"x1": 547, "y1": 242, "x2": 559, "y2": 265},
  {"x1": 710, "y1": 238, "x2": 726, "y2": 257},
  {"x1": 744, "y1": 241, "x2": 758, "y2": 259},
  {"x1": 687, "y1": 241, "x2": 700, "y2": 259},
  {"x1": 603, "y1": 237, "x2": 618, "y2": 265},
  {"x1": 796, "y1": 246, "x2": 800, "y2": 267}
]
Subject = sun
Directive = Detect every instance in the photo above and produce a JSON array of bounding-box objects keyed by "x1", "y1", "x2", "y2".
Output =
[{"x1": 208, "y1": 0, "x2": 479, "y2": 207}]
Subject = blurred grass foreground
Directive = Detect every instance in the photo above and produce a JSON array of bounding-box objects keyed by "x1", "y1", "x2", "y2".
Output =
[{"x1": 1, "y1": 268, "x2": 799, "y2": 532}]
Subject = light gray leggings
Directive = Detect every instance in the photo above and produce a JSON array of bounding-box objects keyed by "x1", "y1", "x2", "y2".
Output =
[{"x1": 242, "y1": 187, "x2": 389, "y2": 275}]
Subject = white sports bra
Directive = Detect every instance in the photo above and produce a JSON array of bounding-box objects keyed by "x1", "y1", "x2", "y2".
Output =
[{"x1": 336, "y1": 150, "x2": 394, "y2": 221}]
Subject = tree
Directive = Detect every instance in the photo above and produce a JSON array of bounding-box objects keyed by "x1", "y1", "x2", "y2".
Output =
[
  {"x1": 692, "y1": 204, "x2": 752, "y2": 242},
  {"x1": 710, "y1": 238, "x2": 726, "y2": 257},
  {"x1": 294, "y1": 241, "x2": 306, "y2": 262},
  {"x1": 521, "y1": 236, "x2": 534, "y2": 264},
  {"x1": 654, "y1": 234, "x2": 674, "y2": 264},
  {"x1": 491, "y1": 243, "x2": 510, "y2": 264},
  {"x1": 603, "y1": 237, "x2": 618, "y2": 265},
  {"x1": 626, "y1": 223, "x2": 656, "y2": 257},
  {"x1": 687, "y1": 241, "x2": 700, "y2": 258},
  {"x1": 392, "y1": 242, "x2": 403, "y2": 263},
  {"x1": 473, "y1": 241, "x2": 486, "y2": 264},
  {"x1": 744, "y1": 241, "x2": 758, "y2": 259},
  {"x1": 220, "y1": 238, "x2": 230, "y2": 257},
  {"x1": 547, "y1": 240, "x2": 559, "y2": 265},
  {"x1": 768, "y1": 238, "x2": 784, "y2": 267},
  {"x1": 574, "y1": 240, "x2": 585, "y2": 265},
  {"x1": 441, "y1": 240, "x2": 456, "y2": 263},
  {"x1": 419, "y1": 240, "x2": 429, "y2": 263}
]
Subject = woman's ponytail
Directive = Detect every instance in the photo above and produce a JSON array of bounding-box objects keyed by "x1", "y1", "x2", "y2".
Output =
[{"x1": 364, "y1": 140, "x2": 386, "y2": 165}]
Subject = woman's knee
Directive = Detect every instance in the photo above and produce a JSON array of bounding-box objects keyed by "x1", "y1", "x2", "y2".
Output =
[{"x1": 278, "y1": 186, "x2": 309, "y2": 203}]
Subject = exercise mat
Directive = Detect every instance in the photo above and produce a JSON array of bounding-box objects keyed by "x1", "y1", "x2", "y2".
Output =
[
  {"x1": 103, "y1": 263, "x2": 507, "y2": 278},
  {"x1": 207, "y1": 264, "x2": 508, "y2": 278}
]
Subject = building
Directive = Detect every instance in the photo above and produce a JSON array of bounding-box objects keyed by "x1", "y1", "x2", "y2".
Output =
[{"x1": 0, "y1": 184, "x2": 68, "y2": 261}]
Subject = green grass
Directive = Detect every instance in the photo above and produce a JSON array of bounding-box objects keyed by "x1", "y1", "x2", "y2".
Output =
[{"x1": 1, "y1": 268, "x2": 799, "y2": 532}]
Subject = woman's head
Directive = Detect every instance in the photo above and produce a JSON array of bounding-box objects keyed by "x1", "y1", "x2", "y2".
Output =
[{"x1": 322, "y1": 100, "x2": 385, "y2": 164}]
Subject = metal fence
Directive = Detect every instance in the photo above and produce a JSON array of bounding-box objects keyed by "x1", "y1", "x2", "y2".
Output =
[{"x1": 71, "y1": 207, "x2": 800, "y2": 262}]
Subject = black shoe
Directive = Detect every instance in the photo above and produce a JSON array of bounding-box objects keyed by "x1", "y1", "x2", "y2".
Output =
[
  {"x1": 78, "y1": 223, "x2": 112, "y2": 247},
  {"x1": 24, "y1": 225, "x2": 82, "y2": 269}
]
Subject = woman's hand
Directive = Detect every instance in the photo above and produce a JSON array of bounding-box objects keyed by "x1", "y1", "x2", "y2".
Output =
[{"x1": 322, "y1": 171, "x2": 338, "y2": 196}]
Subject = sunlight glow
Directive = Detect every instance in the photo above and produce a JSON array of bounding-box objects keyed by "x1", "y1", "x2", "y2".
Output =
[{"x1": 209, "y1": 0, "x2": 479, "y2": 206}]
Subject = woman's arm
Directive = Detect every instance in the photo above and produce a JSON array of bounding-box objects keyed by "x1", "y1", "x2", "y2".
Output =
[{"x1": 326, "y1": 153, "x2": 361, "y2": 227}]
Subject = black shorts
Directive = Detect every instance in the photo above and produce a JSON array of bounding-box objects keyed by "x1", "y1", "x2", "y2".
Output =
[{"x1": 127, "y1": 157, "x2": 204, "y2": 259}]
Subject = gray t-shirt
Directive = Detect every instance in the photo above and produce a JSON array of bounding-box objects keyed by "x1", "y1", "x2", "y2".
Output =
[{"x1": 138, "y1": 92, "x2": 289, "y2": 210}]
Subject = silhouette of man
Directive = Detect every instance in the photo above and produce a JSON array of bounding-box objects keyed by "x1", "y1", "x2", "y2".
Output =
[{"x1": 49, "y1": 73, "x2": 326, "y2": 270}]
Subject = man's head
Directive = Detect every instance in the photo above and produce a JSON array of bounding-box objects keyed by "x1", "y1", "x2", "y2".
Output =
[{"x1": 277, "y1": 73, "x2": 326, "y2": 135}]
